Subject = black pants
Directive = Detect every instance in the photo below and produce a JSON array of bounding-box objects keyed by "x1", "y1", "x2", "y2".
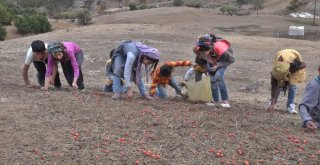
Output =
[
  {"x1": 33, "y1": 61, "x2": 61, "y2": 87},
  {"x1": 60, "y1": 61, "x2": 85, "y2": 89}
]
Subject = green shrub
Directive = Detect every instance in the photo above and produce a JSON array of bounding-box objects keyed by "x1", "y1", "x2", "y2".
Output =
[
  {"x1": 220, "y1": 6, "x2": 237, "y2": 16},
  {"x1": 0, "y1": 4, "x2": 12, "y2": 25},
  {"x1": 220, "y1": 6, "x2": 227, "y2": 14},
  {"x1": 16, "y1": 0, "x2": 47, "y2": 8},
  {"x1": 173, "y1": 0, "x2": 184, "y2": 6},
  {"x1": 287, "y1": 0, "x2": 303, "y2": 11},
  {"x1": 14, "y1": 16, "x2": 31, "y2": 34},
  {"x1": 129, "y1": 2, "x2": 137, "y2": 10},
  {"x1": 226, "y1": 6, "x2": 237, "y2": 16},
  {"x1": 14, "y1": 14, "x2": 52, "y2": 34},
  {"x1": 185, "y1": 0, "x2": 201, "y2": 8},
  {"x1": 139, "y1": 4, "x2": 147, "y2": 10},
  {"x1": 30, "y1": 15, "x2": 52, "y2": 33},
  {"x1": 76, "y1": 9, "x2": 92, "y2": 25},
  {"x1": 0, "y1": 23, "x2": 7, "y2": 41}
]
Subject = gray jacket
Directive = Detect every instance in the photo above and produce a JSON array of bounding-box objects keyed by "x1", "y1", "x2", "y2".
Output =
[{"x1": 299, "y1": 77, "x2": 320, "y2": 127}]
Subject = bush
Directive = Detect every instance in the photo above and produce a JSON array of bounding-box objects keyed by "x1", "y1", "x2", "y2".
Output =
[
  {"x1": 0, "y1": 4, "x2": 12, "y2": 25},
  {"x1": 173, "y1": 0, "x2": 184, "y2": 6},
  {"x1": 76, "y1": 9, "x2": 92, "y2": 25},
  {"x1": 139, "y1": 4, "x2": 147, "y2": 10},
  {"x1": 129, "y1": 2, "x2": 137, "y2": 10},
  {"x1": 0, "y1": 23, "x2": 7, "y2": 41},
  {"x1": 185, "y1": 0, "x2": 201, "y2": 8},
  {"x1": 226, "y1": 6, "x2": 237, "y2": 16},
  {"x1": 220, "y1": 6, "x2": 237, "y2": 16},
  {"x1": 220, "y1": 6, "x2": 227, "y2": 14},
  {"x1": 14, "y1": 14, "x2": 52, "y2": 34},
  {"x1": 30, "y1": 15, "x2": 52, "y2": 33},
  {"x1": 287, "y1": 0, "x2": 303, "y2": 11}
]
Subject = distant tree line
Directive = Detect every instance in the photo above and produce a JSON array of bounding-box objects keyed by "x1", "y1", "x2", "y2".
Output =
[{"x1": 0, "y1": 0, "x2": 93, "y2": 40}]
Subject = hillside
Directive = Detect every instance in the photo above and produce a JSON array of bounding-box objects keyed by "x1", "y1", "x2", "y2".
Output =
[
  {"x1": 3, "y1": 0, "x2": 319, "y2": 15},
  {"x1": 1, "y1": 6, "x2": 320, "y2": 164}
]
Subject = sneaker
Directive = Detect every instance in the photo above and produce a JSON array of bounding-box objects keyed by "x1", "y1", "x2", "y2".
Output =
[
  {"x1": 287, "y1": 103, "x2": 297, "y2": 114},
  {"x1": 206, "y1": 102, "x2": 216, "y2": 106},
  {"x1": 220, "y1": 103, "x2": 231, "y2": 108},
  {"x1": 220, "y1": 101, "x2": 231, "y2": 108}
]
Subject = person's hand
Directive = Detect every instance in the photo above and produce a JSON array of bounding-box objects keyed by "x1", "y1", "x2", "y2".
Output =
[
  {"x1": 210, "y1": 65, "x2": 218, "y2": 72},
  {"x1": 72, "y1": 82, "x2": 78, "y2": 90},
  {"x1": 126, "y1": 87, "x2": 133, "y2": 99},
  {"x1": 306, "y1": 120, "x2": 317, "y2": 131},
  {"x1": 41, "y1": 86, "x2": 48, "y2": 91},
  {"x1": 41, "y1": 86, "x2": 49, "y2": 95}
]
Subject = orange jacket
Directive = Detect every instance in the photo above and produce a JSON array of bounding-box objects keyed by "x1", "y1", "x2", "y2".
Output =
[{"x1": 149, "y1": 61, "x2": 192, "y2": 96}]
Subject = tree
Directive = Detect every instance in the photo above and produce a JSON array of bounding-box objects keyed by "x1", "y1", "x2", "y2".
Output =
[
  {"x1": 0, "y1": 23, "x2": 7, "y2": 41},
  {"x1": 0, "y1": 3, "x2": 12, "y2": 25},
  {"x1": 173, "y1": 0, "x2": 184, "y2": 6},
  {"x1": 14, "y1": 14, "x2": 52, "y2": 34},
  {"x1": 76, "y1": 9, "x2": 92, "y2": 25},
  {"x1": 251, "y1": 0, "x2": 265, "y2": 17},
  {"x1": 313, "y1": 0, "x2": 317, "y2": 26},
  {"x1": 14, "y1": 15, "x2": 31, "y2": 34},
  {"x1": 287, "y1": 0, "x2": 303, "y2": 11},
  {"x1": 236, "y1": 0, "x2": 249, "y2": 9}
]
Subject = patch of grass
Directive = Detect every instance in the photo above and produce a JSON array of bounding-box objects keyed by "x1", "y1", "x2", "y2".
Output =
[{"x1": 286, "y1": 18, "x2": 319, "y2": 26}]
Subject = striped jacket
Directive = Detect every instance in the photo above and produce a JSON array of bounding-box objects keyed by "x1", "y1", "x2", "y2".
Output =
[{"x1": 149, "y1": 61, "x2": 192, "y2": 96}]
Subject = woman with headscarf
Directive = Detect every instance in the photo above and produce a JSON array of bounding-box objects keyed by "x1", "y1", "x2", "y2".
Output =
[
  {"x1": 109, "y1": 40, "x2": 160, "y2": 100},
  {"x1": 41, "y1": 41, "x2": 85, "y2": 92},
  {"x1": 193, "y1": 34, "x2": 235, "y2": 108}
]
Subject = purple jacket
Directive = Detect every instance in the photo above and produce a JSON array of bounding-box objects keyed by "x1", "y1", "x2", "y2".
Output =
[{"x1": 45, "y1": 42, "x2": 81, "y2": 78}]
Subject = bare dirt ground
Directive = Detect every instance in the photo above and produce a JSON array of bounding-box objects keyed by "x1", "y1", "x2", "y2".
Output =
[{"x1": 1, "y1": 7, "x2": 320, "y2": 164}]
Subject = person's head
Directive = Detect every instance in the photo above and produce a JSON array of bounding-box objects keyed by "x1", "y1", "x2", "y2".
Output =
[
  {"x1": 31, "y1": 40, "x2": 46, "y2": 60},
  {"x1": 109, "y1": 49, "x2": 115, "y2": 59},
  {"x1": 194, "y1": 34, "x2": 214, "y2": 58},
  {"x1": 159, "y1": 64, "x2": 173, "y2": 77},
  {"x1": 48, "y1": 41, "x2": 65, "y2": 60}
]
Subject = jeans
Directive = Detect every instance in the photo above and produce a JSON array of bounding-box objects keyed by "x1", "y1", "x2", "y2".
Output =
[
  {"x1": 103, "y1": 84, "x2": 113, "y2": 92},
  {"x1": 210, "y1": 67, "x2": 229, "y2": 102},
  {"x1": 287, "y1": 85, "x2": 297, "y2": 107},
  {"x1": 33, "y1": 60, "x2": 61, "y2": 87},
  {"x1": 194, "y1": 71, "x2": 203, "y2": 82},
  {"x1": 271, "y1": 76, "x2": 297, "y2": 107},
  {"x1": 60, "y1": 51, "x2": 85, "y2": 89},
  {"x1": 112, "y1": 75, "x2": 145, "y2": 96},
  {"x1": 156, "y1": 77, "x2": 182, "y2": 99}
]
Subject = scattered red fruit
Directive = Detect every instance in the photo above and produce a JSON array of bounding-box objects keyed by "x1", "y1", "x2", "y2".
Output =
[
  {"x1": 135, "y1": 160, "x2": 140, "y2": 165},
  {"x1": 237, "y1": 149, "x2": 244, "y2": 155},
  {"x1": 118, "y1": 137, "x2": 126, "y2": 143},
  {"x1": 244, "y1": 160, "x2": 250, "y2": 165},
  {"x1": 154, "y1": 154, "x2": 161, "y2": 159},
  {"x1": 216, "y1": 150, "x2": 223, "y2": 157},
  {"x1": 143, "y1": 150, "x2": 153, "y2": 156}
]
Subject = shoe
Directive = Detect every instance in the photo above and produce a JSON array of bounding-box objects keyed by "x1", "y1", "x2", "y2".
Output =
[
  {"x1": 220, "y1": 101, "x2": 231, "y2": 108},
  {"x1": 206, "y1": 102, "x2": 216, "y2": 106},
  {"x1": 287, "y1": 103, "x2": 297, "y2": 114},
  {"x1": 111, "y1": 93, "x2": 121, "y2": 100}
]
